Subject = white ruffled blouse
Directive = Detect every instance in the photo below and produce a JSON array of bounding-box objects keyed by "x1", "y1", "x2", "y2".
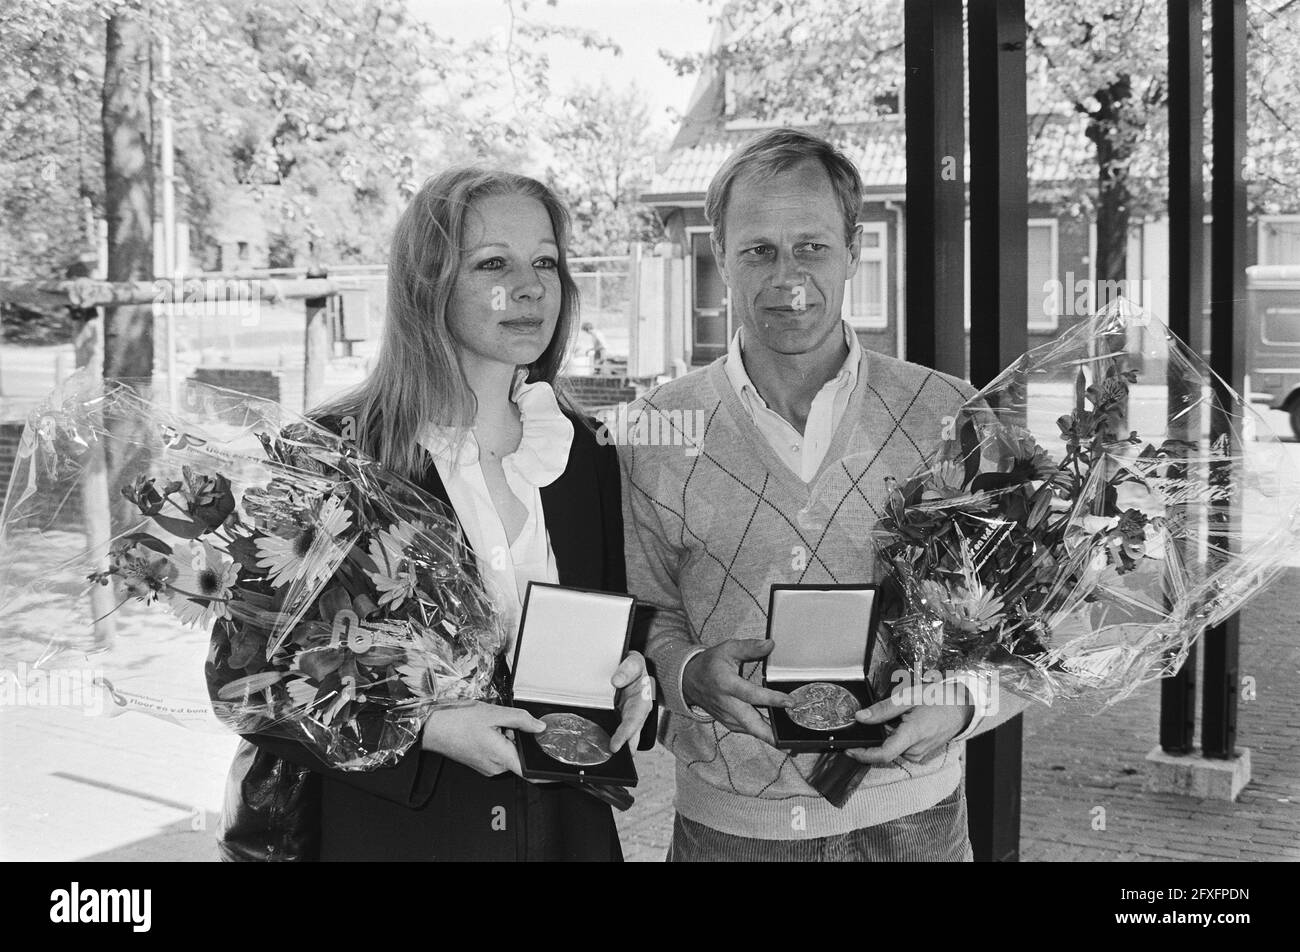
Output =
[{"x1": 417, "y1": 371, "x2": 574, "y2": 661}]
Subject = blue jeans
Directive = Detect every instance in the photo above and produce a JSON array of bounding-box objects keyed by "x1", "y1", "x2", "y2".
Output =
[{"x1": 667, "y1": 783, "x2": 974, "y2": 862}]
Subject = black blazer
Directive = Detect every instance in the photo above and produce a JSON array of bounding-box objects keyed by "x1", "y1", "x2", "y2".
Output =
[{"x1": 234, "y1": 410, "x2": 649, "y2": 814}]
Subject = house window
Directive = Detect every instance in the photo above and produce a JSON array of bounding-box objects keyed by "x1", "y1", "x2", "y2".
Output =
[
  {"x1": 237, "y1": 241, "x2": 250, "y2": 262},
  {"x1": 1027, "y1": 219, "x2": 1059, "y2": 330},
  {"x1": 843, "y1": 222, "x2": 888, "y2": 329},
  {"x1": 873, "y1": 90, "x2": 901, "y2": 115},
  {"x1": 963, "y1": 218, "x2": 1060, "y2": 330},
  {"x1": 1260, "y1": 217, "x2": 1300, "y2": 265}
]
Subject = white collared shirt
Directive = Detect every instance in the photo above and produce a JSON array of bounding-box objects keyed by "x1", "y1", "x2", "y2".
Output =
[
  {"x1": 417, "y1": 371, "x2": 574, "y2": 661},
  {"x1": 724, "y1": 321, "x2": 862, "y2": 482}
]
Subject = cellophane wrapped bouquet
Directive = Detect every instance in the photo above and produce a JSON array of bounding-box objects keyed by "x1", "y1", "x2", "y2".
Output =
[
  {"x1": 874, "y1": 300, "x2": 1300, "y2": 710},
  {"x1": 0, "y1": 375, "x2": 505, "y2": 768}
]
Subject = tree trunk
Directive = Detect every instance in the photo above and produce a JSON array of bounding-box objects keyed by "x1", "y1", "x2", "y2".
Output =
[
  {"x1": 102, "y1": 11, "x2": 154, "y2": 383},
  {"x1": 1092, "y1": 125, "x2": 1131, "y2": 307},
  {"x1": 96, "y1": 11, "x2": 155, "y2": 646},
  {"x1": 1085, "y1": 78, "x2": 1133, "y2": 308},
  {"x1": 74, "y1": 314, "x2": 118, "y2": 645},
  {"x1": 1084, "y1": 77, "x2": 1139, "y2": 438},
  {"x1": 1085, "y1": 78, "x2": 1138, "y2": 383}
]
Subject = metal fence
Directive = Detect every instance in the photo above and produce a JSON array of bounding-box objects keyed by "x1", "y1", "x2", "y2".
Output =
[
  {"x1": 168, "y1": 257, "x2": 636, "y2": 377},
  {"x1": 0, "y1": 253, "x2": 640, "y2": 422},
  {"x1": 567, "y1": 255, "x2": 632, "y2": 375}
]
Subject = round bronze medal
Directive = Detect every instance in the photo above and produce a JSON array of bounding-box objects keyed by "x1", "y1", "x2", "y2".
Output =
[
  {"x1": 787, "y1": 682, "x2": 859, "y2": 732},
  {"x1": 535, "y1": 712, "x2": 614, "y2": 766}
]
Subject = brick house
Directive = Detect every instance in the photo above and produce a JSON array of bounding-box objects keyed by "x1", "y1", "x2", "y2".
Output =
[{"x1": 642, "y1": 36, "x2": 1300, "y2": 372}]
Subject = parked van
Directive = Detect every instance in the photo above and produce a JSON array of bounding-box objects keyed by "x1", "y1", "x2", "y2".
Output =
[{"x1": 1248, "y1": 265, "x2": 1300, "y2": 439}]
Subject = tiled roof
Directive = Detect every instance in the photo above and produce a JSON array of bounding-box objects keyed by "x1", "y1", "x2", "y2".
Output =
[
  {"x1": 643, "y1": 114, "x2": 1092, "y2": 203},
  {"x1": 646, "y1": 123, "x2": 907, "y2": 199}
]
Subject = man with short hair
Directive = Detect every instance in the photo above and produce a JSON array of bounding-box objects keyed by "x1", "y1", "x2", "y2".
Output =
[{"x1": 621, "y1": 128, "x2": 1009, "y2": 861}]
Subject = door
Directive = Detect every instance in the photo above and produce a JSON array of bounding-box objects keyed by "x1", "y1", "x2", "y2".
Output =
[{"x1": 690, "y1": 231, "x2": 728, "y2": 365}]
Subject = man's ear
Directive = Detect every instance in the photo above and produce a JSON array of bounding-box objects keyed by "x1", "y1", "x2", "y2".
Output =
[{"x1": 845, "y1": 222, "x2": 863, "y2": 280}]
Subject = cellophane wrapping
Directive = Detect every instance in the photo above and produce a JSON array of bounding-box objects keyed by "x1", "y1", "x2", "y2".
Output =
[
  {"x1": 0, "y1": 375, "x2": 505, "y2": 769},
  {"x1": 874, "y1": 300, "x2": 1300, "y2": 711}
]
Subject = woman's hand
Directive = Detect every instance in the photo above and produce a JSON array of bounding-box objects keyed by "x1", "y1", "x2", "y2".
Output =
[
  {"x1": 419, "y1": 701, "x2": 547, "y2": 778},
  {"x1": 609, "y1": 650, "x2": 655, "y2": 753}
]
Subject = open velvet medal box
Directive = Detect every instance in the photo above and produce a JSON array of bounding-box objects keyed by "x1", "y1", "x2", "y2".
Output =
[
  {"x1": 763, "y1": 583, "x2": 886, "y2": 752},
  {"x1": 509, "y1": 582, "x2": 639, "y2": 786}
]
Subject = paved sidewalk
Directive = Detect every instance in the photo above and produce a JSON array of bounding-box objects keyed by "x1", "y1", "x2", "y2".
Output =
[
  {"x1": 1014, "y1": 566, "x2": 1300, "y2": 862},
  {"x1": 2, "y1": 570, "x2": 1296, "y2": 861}
]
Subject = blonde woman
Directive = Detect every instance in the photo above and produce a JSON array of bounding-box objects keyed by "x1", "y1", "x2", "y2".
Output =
[{"x1": 215, "y1": 168, "x2": 652, "y2": 861}]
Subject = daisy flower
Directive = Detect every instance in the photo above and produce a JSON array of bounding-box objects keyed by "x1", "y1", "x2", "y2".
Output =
[
  {"x1": 924, "y1": 459, "x2": 967, "y2": 500},
  {"x1": 285, "y1": 678, "x2": 325, "y2": 713},
  {"x1": 919, "y1": 578, "x2": 1006, "y2": 635},
  {"x1": 365, "y1": 521, "x2": 423, "y2": 610},
  {"x1": 171, "y1": 542, "x2": 241, "y2": 628},
  {"x1": 256, "y1": 495, "x2": 353, "y2": 590}
]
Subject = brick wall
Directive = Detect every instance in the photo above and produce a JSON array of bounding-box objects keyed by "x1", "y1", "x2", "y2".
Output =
[
  {"x1": 0, "y1": 421, "x2": 84, "y2": 530},
  {"x1": 189, "y1": 367, "x2": 283, "y2": 406},
  {"x1": 0, "y1": 421, "x2": 22, "y2": 507},
  {"x1": 562, "y1": 374, "x2": 649, "y2": 414}
]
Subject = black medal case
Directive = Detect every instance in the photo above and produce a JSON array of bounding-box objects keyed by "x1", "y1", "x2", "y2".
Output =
[
  {"x1": 509, "y1": 582, "x2": 639, "y2": 786},
  {"x1": 762, "y1": 583, "x2": 886, "y2": 752}
]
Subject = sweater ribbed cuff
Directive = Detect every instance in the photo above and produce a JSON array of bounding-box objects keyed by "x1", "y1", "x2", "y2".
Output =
[
  {"x1": 655, "y1": 643, "x2": 713, "y2": 721},
  {"x1": 946, "y1": 671, "x2": 993, "y2": 743}
]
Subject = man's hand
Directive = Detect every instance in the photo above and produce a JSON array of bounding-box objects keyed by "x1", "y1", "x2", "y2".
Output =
[
  {"x1": 844, "y1": 681, "x2": 974, "y2": 766},
  {"x1": 420, "y1": 702, "x2": 547, "y2": 778},
  {"x1": 681, "y1": 639, "x2": 793, "y2": 744},
  {"x1": 609, "y1": 650, "x2": 654, "y2": 753}
]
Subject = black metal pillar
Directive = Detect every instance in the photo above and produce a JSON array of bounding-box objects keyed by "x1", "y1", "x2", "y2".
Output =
[
  {"x1": 1160, "y1": 0, "x2": 1205, "y2": 755},
  {"x1": 1203, "y1": 0, "x2": 1247, "y2": 759},
  {"x1": 904, "y1": 0, "x2": 967, "y2": 378},
  {"x1": 969, "y1": 0, "x2": 1028, "y2": 387},
  {"x1": 965, "y1": 0, "x2": 1028, "y2": 864}
]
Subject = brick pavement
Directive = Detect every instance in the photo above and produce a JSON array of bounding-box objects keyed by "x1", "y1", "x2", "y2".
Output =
[
  {"x1": 2, "y1": 570, "x2": 1296, "y2": 861},
  {"x1": 1016, "y1": 565, "x2": 1300, "y2": 862}
]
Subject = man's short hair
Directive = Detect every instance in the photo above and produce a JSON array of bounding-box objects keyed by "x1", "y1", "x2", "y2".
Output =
[{"x1": 704, "y1": 128, "x2": 864, "y2": 250}]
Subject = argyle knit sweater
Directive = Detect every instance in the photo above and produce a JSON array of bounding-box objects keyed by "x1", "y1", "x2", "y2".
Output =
[{"x1": 620, "y1": 349, "x2": 978, "y2": 840}]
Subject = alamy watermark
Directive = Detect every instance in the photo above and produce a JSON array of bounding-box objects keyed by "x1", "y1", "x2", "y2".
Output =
[
  {"x1": 596, "y1": 403, "x2": 706, "y2": 457},
  {"x1": 0, "y1": 664, "x2": 106, "y2": 716},
  {"x1": 50, "y1": 883, "x2": 151, "y2": 932},
  {"x1": 152, "y1": 274, "x2": 262, "y2": 326},
  {"x1": 886, "y1": 664, "x2": 1000, "y2": 718},
  {"x1": 1042, "y1": 274, "x2": 1154, "y2": 320}
]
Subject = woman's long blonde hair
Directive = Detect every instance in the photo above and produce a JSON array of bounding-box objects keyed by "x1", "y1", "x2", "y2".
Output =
[{"x1": 316, "y1": 168, "x2": 582, "y2": 479}]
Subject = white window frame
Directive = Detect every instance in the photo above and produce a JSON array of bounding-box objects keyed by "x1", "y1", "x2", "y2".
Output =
[
  {"x1": 1027, "y1": 218, "x2": 1060, "y2": 331},
  {"x1": 1258, "y1": 214, "x2": 1300, "y2": 266},
  {"x1": 843, "y1": 221, "x2": 889, "y2": 329}
]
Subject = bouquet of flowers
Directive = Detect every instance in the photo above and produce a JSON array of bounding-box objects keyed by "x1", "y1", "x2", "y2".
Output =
[
  {"x1": 874, "y1": 300, "x2": 1300, "y2": 710},
  {"x1": 0, "y1": 375, "x2": 505, "y2": 768}
]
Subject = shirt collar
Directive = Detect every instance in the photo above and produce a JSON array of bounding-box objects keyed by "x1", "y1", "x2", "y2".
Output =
[
  {"x1": 417, "y1": 369, "x2": 574, "y2": 487},
  {"x1": 724, "y1": 320, "x2": 862, "y2": 406}
]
